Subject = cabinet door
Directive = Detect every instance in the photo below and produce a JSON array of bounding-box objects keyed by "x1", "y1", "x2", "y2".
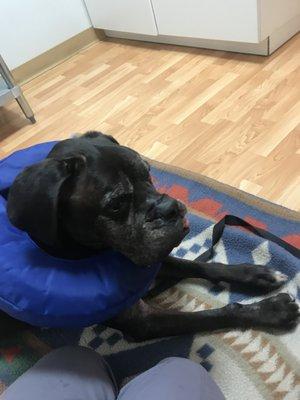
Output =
[
  {"x1": 151, "y1": 0, "x2": 260, "y2": 43},
  {"x1": 84, "y1": 0, "x2": 158, "y2": 35}
]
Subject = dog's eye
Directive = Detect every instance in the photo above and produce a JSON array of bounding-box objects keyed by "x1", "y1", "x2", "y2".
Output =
[
  {"x1": 108, "y1": 193, "x2": 132, "y2": 215},
  {"x1": 109, "y1": 198, "x2": 122, "y2": 212}
]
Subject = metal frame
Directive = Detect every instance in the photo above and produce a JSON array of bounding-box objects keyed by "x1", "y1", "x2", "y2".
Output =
[{"x1": 0, "y1": 54, "x2": 36, "y2": 123}]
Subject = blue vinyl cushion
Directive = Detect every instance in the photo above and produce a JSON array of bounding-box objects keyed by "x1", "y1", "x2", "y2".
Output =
[{"x1": 0, "y1": 142, "x2": 161, "y2": 327}]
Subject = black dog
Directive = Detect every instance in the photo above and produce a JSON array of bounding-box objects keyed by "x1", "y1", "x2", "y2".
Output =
[{"x1": 5, "y1": 132, "x2": 299, "y2": 340}]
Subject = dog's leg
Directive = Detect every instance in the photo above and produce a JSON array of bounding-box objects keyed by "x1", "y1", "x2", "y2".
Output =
[
  {"x1": 158, "y1": 256, "x2": 288, "y2": 292},
  {"x1": 106, "y1": 294, "x2": 299, "y2": 341}
]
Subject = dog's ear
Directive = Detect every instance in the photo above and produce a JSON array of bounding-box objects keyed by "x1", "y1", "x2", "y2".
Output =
[
  {"x1": 7, "y1": 155, "x2": 86, "y2": 246},
  {"x1": 83, "y1": 131, "x2": 120, "y2": 145},
  {"x1": 104, "y1": 134, "x2": 119, "y2": 145}
]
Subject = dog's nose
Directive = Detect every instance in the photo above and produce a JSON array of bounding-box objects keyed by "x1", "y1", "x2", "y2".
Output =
[{"x1": 155, "y1": 195, "x2": 181, "y2": 220}]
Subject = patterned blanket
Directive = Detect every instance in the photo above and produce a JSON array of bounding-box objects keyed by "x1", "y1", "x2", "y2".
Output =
[{"x1": 1, "y1": 161, "x2": 299, "y2": 399}]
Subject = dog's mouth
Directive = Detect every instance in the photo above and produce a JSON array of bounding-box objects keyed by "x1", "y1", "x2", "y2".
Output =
[
  {"x1": 178, "y1": 202, "x2": 190, "y2": 234},
  {"x1": 176, "y1": 215, "x2": 190, "y2": 245},
  {"x1": 172, "y1": 201, "x2": 190, "y2": 240},
  {"x1": 147, "y1": 207, "x2": 190, "y2": 236},
  {"x1": 182, "y1": 216, "x2": 190, "y2": 231}
]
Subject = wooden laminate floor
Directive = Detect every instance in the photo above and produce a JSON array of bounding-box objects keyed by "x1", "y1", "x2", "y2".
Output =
[{"x1": 0, "y1": 34, "x2": 299, "y2": 210}]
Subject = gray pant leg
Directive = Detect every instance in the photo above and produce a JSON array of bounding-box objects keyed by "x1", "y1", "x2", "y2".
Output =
[
  {"x1": 118, "y1": 357, "x2": 225, "y2": 400},
  {"x1": 1, "y1": 346, "x2": 117, "y2": 400}
]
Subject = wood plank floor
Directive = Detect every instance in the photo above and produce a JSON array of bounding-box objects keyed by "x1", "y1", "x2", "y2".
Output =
[{"x1": 0, "y1": 34, "x2": 299, "y2": 211}]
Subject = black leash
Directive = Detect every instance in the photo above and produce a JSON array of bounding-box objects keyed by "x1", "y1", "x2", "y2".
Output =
[
  {"x1": 147, "y1": 214, "x2": 300, "y2": 299},
  {"x1": 196, "y1": 214, "x2": 300, "y2": 262}
]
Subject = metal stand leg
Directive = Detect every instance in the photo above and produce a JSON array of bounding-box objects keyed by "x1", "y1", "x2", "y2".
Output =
[
  {"x1": 0, "y1": 54, "x2": 36, "y2": 123},
  {"x1": 16, "y1": 94, "x2": 36, "y2": 123}
]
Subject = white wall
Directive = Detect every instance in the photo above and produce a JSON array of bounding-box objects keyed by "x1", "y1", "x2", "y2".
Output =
[
  {"x1": 0, "y1": 0, "x2": 92, "y2": 69},
  {"x1": 259, "y1": 0, "x2": 300, "y2": 40}
]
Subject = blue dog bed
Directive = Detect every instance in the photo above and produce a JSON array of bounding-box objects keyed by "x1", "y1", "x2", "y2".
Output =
[{"x1": 0, "y1": 142, "x2": 161, "y2": 328}]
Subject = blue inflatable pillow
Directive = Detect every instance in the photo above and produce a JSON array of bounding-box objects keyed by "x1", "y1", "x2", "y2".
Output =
[{"x1": 0, "y1": 142, "x2": 161, "y2": 328}]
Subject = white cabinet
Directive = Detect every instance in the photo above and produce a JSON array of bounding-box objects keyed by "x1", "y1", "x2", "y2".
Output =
[
  {"x1": 151, "y1": 0, "x2": 260, "y2": 43},
  {"x1": 151, "y1": 0, "x2": 300, "y2": 44},
  {"x1": 84, "y1": 0, "x2": 158, "y2": 35},
  {"x1": 85, "y1": 0, "x2": 300, "y2": 55}
]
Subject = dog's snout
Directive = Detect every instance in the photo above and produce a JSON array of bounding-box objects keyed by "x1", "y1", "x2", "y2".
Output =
[{"x1": 153, "y1": 195, "x2": 182, "y2": 221}]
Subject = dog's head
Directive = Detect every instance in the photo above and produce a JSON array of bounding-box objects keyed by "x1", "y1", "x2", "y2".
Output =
[{"x1": 7, "y1": 132, "x2": 189, "y2": 265}]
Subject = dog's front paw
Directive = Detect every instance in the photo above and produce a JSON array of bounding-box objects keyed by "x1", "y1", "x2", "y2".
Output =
[
  {"x1": 232, "y1": 264, "x2": 288, "y2": 292},
  {"x1": 244, "y1": 293, "x2": 299, "y2": 330}
]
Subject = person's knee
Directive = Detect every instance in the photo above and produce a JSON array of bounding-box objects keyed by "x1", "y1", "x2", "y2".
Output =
[
  {"x1": 120, "y1": 357, "x2": 224, "y2": 400},
  {"x1": 158, "y1": 357, "x2": 216, "y2": 387},
  {"x1": 52, "y1": 345, "x2": 99, "y2": 360},
  {"x1": 157, "y1": 357, "x2": 225, "y2": 400},
  {"x1": 159, "y1": 356, "x2": 204, "y2": 373},
  {"x1": 41, "y1": 346, "x2": 95, "y2": 360},
  {"x1": 1, "y1": 346, "x2": 117, "y2": 400},
  {"x1": 35, "y1": 346, "x2": 106, "y2": 372}
]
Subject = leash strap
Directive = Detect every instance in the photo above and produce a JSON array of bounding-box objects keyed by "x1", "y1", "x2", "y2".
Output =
[
  {"x1": 147, "y1": 214, "x2": 299, "y2": 299},
  {"x1": 196, "y1": 214, "x2": 300, "y2": 262}
]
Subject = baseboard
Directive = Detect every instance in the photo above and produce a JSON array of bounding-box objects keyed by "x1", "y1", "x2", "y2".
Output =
[
  {"x1": 269, "y1": 15, "x2": 300, "y2": 54},
  {"x1": 12, "y1": 28, "x2": 103, "y2": 84},
  {"x1": 10, "y1": 20, "x2": 299, "y2": 84},
  {"x1": 94, "y1": 28, "x2": 106, "y2": 41},
  {"x1": 105, "y1": 31, "x2": 270, "y2": 56}
]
